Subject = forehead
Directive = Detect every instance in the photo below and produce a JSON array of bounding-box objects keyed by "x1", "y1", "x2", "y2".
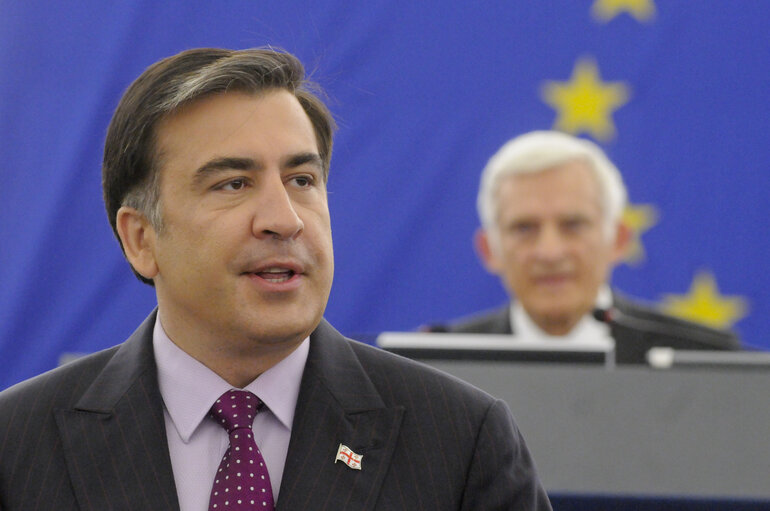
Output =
[
  {"x1": 495, "y1": 160, "x2": 602, "y2": 219},
  {"x1": 154, "y1": 90, "x2": 317, "y2": 169}
]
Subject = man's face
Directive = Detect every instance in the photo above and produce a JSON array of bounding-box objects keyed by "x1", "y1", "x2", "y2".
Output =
[
  {"x1": 144, "y1": 90, "x2": 333, "y2": 354},
  {"x1": 477, "y1": 161, "x2": 627, "y2": 334}
]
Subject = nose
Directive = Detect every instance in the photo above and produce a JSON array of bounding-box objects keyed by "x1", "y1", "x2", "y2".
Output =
[
  {"x1": 533, "y1": 224, "x2": 567, "y2": 262},
  {"x1": 251, "y1": 173, "x2": 304, "y2": 240}
]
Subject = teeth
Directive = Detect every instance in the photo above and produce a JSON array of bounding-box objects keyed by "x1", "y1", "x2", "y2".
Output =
[
  {"x1": 263, "y1": 274, "x2": 290, "y2": 283},
  {"x1": 255, "y1": 267, "x2": 294, "y2": 283}
]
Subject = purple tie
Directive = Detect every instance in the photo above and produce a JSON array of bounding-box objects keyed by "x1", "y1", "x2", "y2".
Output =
[{"x1": 208, "y1": 389, "x2": 275, "y2": 510}]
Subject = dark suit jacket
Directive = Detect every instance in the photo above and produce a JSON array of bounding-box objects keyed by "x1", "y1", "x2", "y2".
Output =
[
  {"x1": 0, "y1": 311, "x2": 551, "y2": 510},
  {"x1": 436, "y1": 293, "x2": 741, "y2": 364}
]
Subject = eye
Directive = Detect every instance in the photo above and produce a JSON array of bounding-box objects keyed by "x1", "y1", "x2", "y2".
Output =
[
  {"x1": 508, "y1": 221, "x2": 537, "y2": 236},
  {"x1": 290, "y1": 175, "x2": 316, "y2": 188},
  {"x1": 216, "y1": 178, "x2": 249, "y2": 191},
  {"x1": 562, "y1": 217, "x2": 589, "y2": 232}
]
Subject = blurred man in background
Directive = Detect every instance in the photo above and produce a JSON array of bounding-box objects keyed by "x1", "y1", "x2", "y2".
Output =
[{"x1": 431, "y1": 131, "x2": 740, "y2": 364}]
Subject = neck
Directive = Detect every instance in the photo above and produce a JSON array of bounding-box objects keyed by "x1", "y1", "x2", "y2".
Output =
[
  {"x1": 203, "y1": 344, "x2": 303, "y2": 388},
  {"x1": 157, "y1": 309, "x2": 305, "y2": 388},
  {"x1": 532, "y1": 313, "x2": 583, "y2": 336}
]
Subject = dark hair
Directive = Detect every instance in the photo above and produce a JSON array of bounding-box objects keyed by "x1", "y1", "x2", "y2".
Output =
[{"x1": 102, "y1": 47, "x2": 336, "y2": 284}]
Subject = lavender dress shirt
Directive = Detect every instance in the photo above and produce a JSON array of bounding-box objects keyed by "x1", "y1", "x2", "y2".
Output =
[{"x1": 153, "y1": 317, "x2": 308, "y2": 511}]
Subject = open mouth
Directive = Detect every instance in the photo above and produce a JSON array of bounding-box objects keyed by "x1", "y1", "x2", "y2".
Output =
[{"x1": 255, "y1": 268, "x2": 296, "y2": 283}]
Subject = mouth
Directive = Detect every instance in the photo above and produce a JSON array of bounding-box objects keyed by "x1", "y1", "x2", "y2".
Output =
[
  {"x1": 241, "y1": 261, "x2": 306, "y2": 290},
  {"x1": 253, "y1": 267, "x2": 297, "y2": 283},
  {"x1": 533, "y1": 273, "x2": 572, "y2": 286}
]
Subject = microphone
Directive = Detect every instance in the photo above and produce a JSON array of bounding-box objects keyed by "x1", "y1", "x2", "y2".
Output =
[
  {"x1": 592, "y1": 306, "x2": 734, "y2": 350},
  {"x1": 593, "y1": 306, "x2": 683, "y2": 367},
  {"x1": 591, "y1": 307, "x2": 618, "y2": 325},
  {"x1": 593, "y1": 306, "x2": 689, "y2": 343}
]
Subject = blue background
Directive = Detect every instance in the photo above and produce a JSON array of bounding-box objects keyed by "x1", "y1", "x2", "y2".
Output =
[{"x1": 2, "y1": 1, "x2": 769, "y2": 390}]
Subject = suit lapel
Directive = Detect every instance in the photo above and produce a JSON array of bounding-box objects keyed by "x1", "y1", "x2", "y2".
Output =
[
  {"x1": 54, "y1": 311, "x2": 180, "y2": 511},
  {"x1": 277, "y1": 320, "x2": 404, "y2": 510}
]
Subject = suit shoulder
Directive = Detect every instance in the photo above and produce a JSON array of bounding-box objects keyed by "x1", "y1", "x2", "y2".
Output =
[
  {"x1": 432, "y1": 304, "x2": 511, "y2": 334},
  {"x1": 0, "y1": 345, "x2": 119, "y2": 414},
  {"x1": 614, "y1": 294, "x2": 741, "y2": 349},
  {"x1": 346, "y1": 338, "x2": 498, "y2": 407}
]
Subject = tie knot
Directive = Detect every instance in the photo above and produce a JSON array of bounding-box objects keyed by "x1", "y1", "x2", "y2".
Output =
[{"x1": 209, "y1": 389, "x2": 262, "y2": 433}]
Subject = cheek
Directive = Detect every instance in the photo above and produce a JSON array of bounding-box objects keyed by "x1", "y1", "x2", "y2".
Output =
[
  {"x1": 320, "y1": 231, "x2": 335, "y2": 271},
  {"x1": 500, "y1": 246, "x2": 530, "y2": 272},
  {"x1": 578, "y1": 245, "x2": 613, "y2": 278},
  {"x1": 154, "y1": 235, "x2": 204, "y2": 282},
  {"x1": 305, "y1": 208, "x2": 333, "y2": 246},
  {"x1": 156, "y1": 216, "x2": 236, "y2": 266},
  {"x1": 500, "y1": 254, "x2": 528, "y2": 285}
]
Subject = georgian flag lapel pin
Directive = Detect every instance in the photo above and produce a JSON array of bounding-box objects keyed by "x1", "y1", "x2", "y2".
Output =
[{"x1": 335, "y1": 443, "x2": 363, "y2": 470}]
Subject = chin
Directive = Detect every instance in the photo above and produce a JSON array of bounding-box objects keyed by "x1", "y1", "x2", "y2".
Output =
[
  {"x1": 248, "y1": 313, "x2": 321, "y2": 344},
  {"x1": 532, "y1": 303, "x2": 580, "y2": 322}
]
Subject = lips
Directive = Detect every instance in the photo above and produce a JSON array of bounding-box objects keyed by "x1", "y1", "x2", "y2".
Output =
[
  {"x1": 241, "y1": 260, "x2": 306, "y2": 288},
  {"x1": 255, "y1": 267, "x2": 296, "y2": 283},
  {"x1": 532, "y1": 272, "x2": 572, "y2": 286}
]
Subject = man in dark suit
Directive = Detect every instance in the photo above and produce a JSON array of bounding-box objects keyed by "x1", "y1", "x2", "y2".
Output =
[
  {"x1": 430, "y1": 131, "x2": 739, "y2": 364},
  {"x1": 0, "y1": 48, "x2": 550, "y2": 510}
]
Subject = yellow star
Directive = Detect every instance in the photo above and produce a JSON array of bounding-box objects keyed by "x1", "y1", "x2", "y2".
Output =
[
  {"x1": 621, "y1": 203, "x2": 658, "y2": 266},
  {"x1": 541, "y1": 57, "x2": 630, "y2": 141},
  {"x1": 592, "y1": 0, "x2": 656, "y2": 23},
  {"x1": 661, "y1": 270, "x2": 748, "y2": 329}
]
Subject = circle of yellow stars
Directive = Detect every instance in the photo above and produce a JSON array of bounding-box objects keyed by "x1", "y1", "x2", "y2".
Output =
[{"x1": 534, "y1": 0, "x2": 750, "y2": 331}]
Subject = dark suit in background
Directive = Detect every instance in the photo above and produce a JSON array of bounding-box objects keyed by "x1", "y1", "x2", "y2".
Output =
[
  {"x1": 0, "y1": 311, "x2": 551, "y2": 510},
  {"x1": 435, "y1": 293, "x2": 740, "y2": 364}
]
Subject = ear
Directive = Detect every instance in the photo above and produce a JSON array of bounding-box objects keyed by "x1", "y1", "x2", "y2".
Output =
[
  {"x1": 474, "y1": 227, "x2": 503, "y2": 275},
  {"x1": 610, "y1": 220, "x2": 633, "y2": 263},
  {"x1": 116, "y1": 206, "x2": 160, "y2": 280}
]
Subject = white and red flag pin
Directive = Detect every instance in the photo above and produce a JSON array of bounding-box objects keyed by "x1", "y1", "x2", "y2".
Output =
[{"x1": 334, "y1": 443, "x2": 363, "y2": 470}]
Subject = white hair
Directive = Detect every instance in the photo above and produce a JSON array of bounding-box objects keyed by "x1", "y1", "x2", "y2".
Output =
[{"x1": 477, "y1": 130, "x2": 628, "y2": 240}]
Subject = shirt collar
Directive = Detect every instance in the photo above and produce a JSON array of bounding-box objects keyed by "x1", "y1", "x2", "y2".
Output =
[
  {"x1": 510, "y1": 286, "x2": 614, "y2": 343},
  {"x1": 153, "y1": 315, "x2": 308, "y2": 443}
]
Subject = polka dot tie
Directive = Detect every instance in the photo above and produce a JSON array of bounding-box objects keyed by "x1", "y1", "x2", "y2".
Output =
[{"x1": 208, "y1": 390, "x2": 275, "y2": 510}]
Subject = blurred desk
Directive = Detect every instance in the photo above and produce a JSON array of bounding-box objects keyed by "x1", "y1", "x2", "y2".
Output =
[{"x1": 417, "y1": 359, "x2": 769, "y2": 501}]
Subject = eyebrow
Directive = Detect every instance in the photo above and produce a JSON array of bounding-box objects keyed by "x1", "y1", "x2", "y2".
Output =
[
  {"x1": 192, "y1": 157, "x2": 257, "y2": 185},
  {"x1": 192, "y1": 152, "x2": 323, "y2": 185},
  {"x1": 285, "y1": 152, "x2": 323, "y2": 171}
]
